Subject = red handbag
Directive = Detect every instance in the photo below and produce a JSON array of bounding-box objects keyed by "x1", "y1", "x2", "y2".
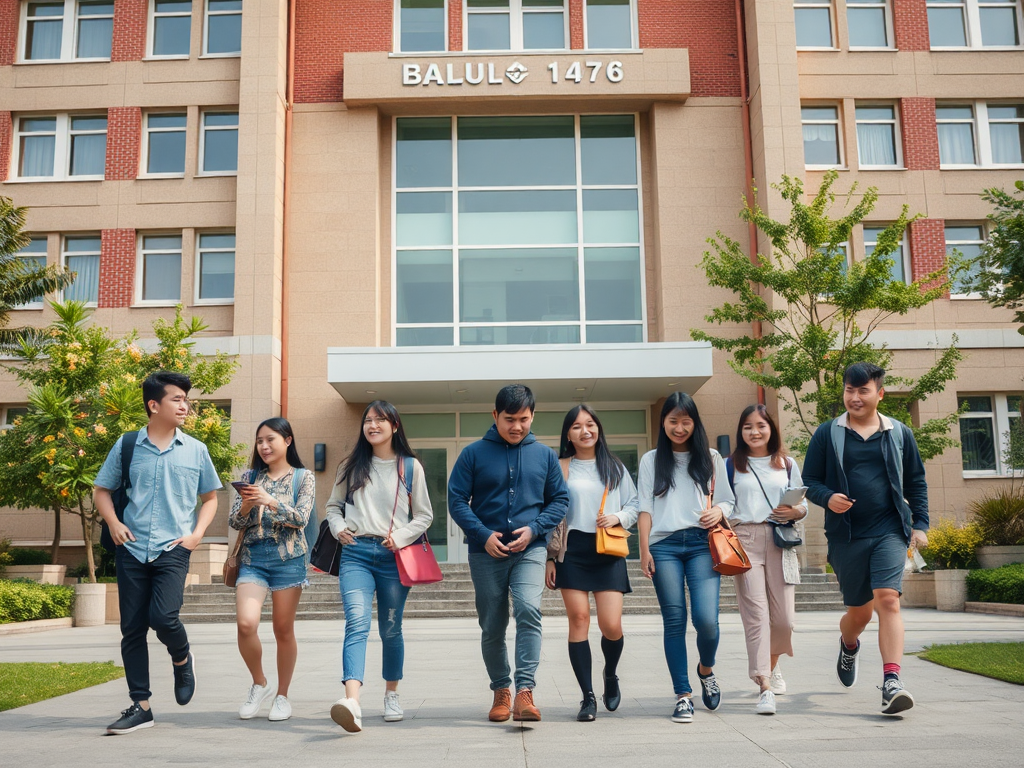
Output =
[
  {"x1": 388, "y1": 457, "x2": 443, "y2": 587},
  {"x1": 704, "y1": 475, "x2": 752, "y2": 576}
]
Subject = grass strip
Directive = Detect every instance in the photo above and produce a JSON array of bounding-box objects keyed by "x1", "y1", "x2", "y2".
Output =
[
  {"x1": 918, "y1": 642, "x2": 1024, "y2": 685},
  {"x1": 0, "y1": 662, "x2": 125, "y2": 711}
]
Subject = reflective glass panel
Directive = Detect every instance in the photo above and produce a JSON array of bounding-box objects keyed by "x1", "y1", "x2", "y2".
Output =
[
  {"x1": 928, "y1": 7, "x2": 967, "y2": 46},
  {"x1": 467, "y1": 13, "x2": 511, "y2": 50},
  {"x1": 143, "y1": 253, "x2": 182, "y2": 301},
  {"x1": 457, "y1": 116, "x2": 575, "y2": 186},
  {"x1": 396, "y1": 250, "x2": 454, "y2": 323},
  {"x1": 396, "y1": 327, "x2": 455, "y2": 346},
  {"x1": 523, "y1": 11, "x2": 564, "y2": 49},
  {"x1": 199, "y1": 251, "x2": 235, "y2": 300},
  {"x1": 459, "y1": 191, "x2": 577, "y2": 245},
  {"x1": 396, "y1": 118, "x2": 452, "y2": 188},
  {"x1": 803, "y1": 123, "x2": 840, "y2": 165},
  {"x1": 990, "y1": 123, "x2": 1024, "y2": 164},
  {"x1": 153, "y1": 14, "x2": 191, "y2": 56},
  {"x1": 582, "y1": 190, "x2": 639, "y2": 244},
  {"x1": 581, "y1": 115, "x2": 636, "y2": 184},
  {"x1": 980, "y1": 7, "x2": 1019, "y2": 46},
  {"x1": 460, "y1": 325, "x2": 581, "y2": 345},
  {"x1": 207, "y1": 12, "x2": 242, "y2": 54},
  {"x1": 203, "y1": 125, "x2": 239, "y2": 172},
  {"x1": 794, "y1": 7, "x2": 833, "y2": 47},
  {"x1": 847, "y1": 3, "x2": 888, "y2": 47},
  {"x1": 70, "y1": 132, "x2": 106, "y2": 176},
  {"x1": 396, "y1": 192, "x2": 453, "y2": 246},
  {"x1": 459, "y1": 247, "x2": 579, "y2": 323},
  {"x1": 147, "y1": 129, "x2": 187, "y2": 174},
  {"x1": 960, "y1": 417, "x2": 997, "y2": 470},
  {"x1": 584, "y1": 247, "x2": 641, "y2": 320},
  {"x1": 400, "y1": 0, "x2": 446, "y2": 52},
  {"x1": 586, "y1": 0, "x2": 632, "y2": 49},
  {"x1": 586, "y1": 324, "x2": 643, "y2": 342}
]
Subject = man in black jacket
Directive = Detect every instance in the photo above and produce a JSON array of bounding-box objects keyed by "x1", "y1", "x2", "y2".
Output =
[{"x1": 803, "y1": 362, "x2": 929, "y2": 715}]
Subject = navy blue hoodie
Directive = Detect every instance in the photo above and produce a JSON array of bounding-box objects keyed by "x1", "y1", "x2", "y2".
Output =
[{"x1": 448, "y1": 424, "x2": 569, "y2": 555}]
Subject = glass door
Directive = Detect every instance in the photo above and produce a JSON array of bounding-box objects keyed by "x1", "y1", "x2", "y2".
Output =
[{"x1": 410, "y1": 442, "x2": 470, "y2": 563}]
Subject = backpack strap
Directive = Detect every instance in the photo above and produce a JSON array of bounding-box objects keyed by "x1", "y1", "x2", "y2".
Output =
[
  {"x1": 559, "y1": 457, "x2": 570, "y2": 481},
  {"x1": 119, "y1": 431, "x2": 139, "y2": 512},
  {"x1": 291, "y1": 467, "x2": 306, "y2": 505},
  {"x1": 402, "y1": 456, "x2": 414, "y2": 497},
  {"x1": 725, "y1": 457, "x2": 735, "y2": 493}
]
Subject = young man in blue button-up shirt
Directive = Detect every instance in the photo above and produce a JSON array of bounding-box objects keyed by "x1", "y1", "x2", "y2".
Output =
[{"x1": 94, "y1": 372, "x2": 222, "y2": 734}]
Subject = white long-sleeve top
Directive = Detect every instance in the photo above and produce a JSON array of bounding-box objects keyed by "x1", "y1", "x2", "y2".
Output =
[
  {"x1": 637, "y1": 448, "x2": 735, "y2": 545},
  {"x1": 730, "y1": 456, "x2": 805, "y2": 525},
  {"x1": 565, "y1": 458, "x2": 640, "y2": 533},
  {"x1": 325, "y1": 456, "x2": 434, "y2": 550}
]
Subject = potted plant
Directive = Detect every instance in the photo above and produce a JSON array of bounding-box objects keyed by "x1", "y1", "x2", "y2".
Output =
[
  {"x1": 969, "y1": 488, "x2": 1024, "y2": 568},
  {"x1": 921, "y1": 520, "x2": 983, "y2": 612}
]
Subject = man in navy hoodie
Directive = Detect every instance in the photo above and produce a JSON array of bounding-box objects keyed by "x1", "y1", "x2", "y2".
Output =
[{"x1": 448, "y1": 384, "x2": 569, "y2": 723}]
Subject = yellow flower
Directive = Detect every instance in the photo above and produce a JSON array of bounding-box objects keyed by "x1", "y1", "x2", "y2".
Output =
[
  {"x1": 94, "y1": 424, "x2": 108, "y2": 435},
  {"x1": 68, "y1": 361, "x2": 76, "y2": 370},
  {"x1": 59, "y1": 488, "x2": 69, "y2": 498},
  {"x1": 43, "y1": 435, "x2": 55, "y2": 443},
  {"x1": 124, "y1": 374, "x2": 136, "y2": 383},
  {"x1": 56, "y1": 432, "x2": 64, "y2": 439},
  {"x1": 176, "y1": 348, "x2": 187, "y2": 357},
  {"x1": 45, "y1": 448, "x2": 57, "y2": 460},
  {"x1": 37, "y1": 472, "x2": 46, "y2": 480},
  {"x1": 73, "y1": 427, "x2": 86, "y2": 438}
]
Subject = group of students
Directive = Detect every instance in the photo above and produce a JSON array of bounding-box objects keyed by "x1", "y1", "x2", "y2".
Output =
[{"x1": 92, "y1": 361, "x2": 929, "y2": 735}]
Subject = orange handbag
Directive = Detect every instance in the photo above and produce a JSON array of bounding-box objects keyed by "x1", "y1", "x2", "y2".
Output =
[
  {"x1": 595, "y1": 486, "x2": 631, "y2": 558},
  {"x1": 704, "y1": 475, "x2": 751, "y2": 576}
]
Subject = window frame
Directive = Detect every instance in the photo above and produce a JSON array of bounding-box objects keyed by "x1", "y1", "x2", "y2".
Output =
[
  {"x1": 140, "y1": 111, "x2": 188, "y2": 178},
  {"x1": 10, "y1": 112, "x2": 107, "y2": 182},
  {"x1": 11, "y1": 235, "x2": 49, "y2": 310},
  {"x1": 582, "y1": 0, "x2": 638, "y2": 51},
  {"x1": 193, "y1": 230, "x2": 236, "y2": 305},
  {"x1": 959, "y1": 393, "x2": 1023, "y2": 477},
  {"x1": 794, "y1": 0, "x2": 838, "y2": 50},
  {"x1": 18, "y1": 0, "x2": 114, "y2": 63},
  {"x1": 946, "y1": 221, "x2": 987, "y2": 298},
  {"x1": 197, "y1": 110, "x2": 239, "y2": 177},
  {"x1": 801, "y1": 103, "x2": 845, "y2": 169},
  {"x1": 394, "y1": 0, "x2": 449, "y2": 53},
  {"x1": 1, "y1": 405, "x2": 31, "y2": 430},
  {"x1": 463, "y1": 0, "x2": 569, "y2": 52},
  {"x1": 846, "y1": 0, "x2": 895, "y2": 49},
  {"x1": 60, "y1": 233, "x2": 101, "y2": 307},
  {"x1": 855, "y1": 102, "x2": 903, "y2": 169},
  {"x1": 937, "y1": 101, "x2": 1024, "y2": 169},
  {"x1": 201, "y1": 0, "x2": 242, "y2": 58},
  {"x1": 390, "y1": 112, "x2": 648, "y2": 348},
  {"x1": 862, "y1": 224, "x2": 910, "y2": 284},
  {"x1": 928, "y1": 0, "x2": 1024, "y2": 49},
  {"x1": 146, "y1": 0, "x2": 192, "y2": 60},
  {"x1": 135, "y1": 232, "x2": 184, "y2": 306}
]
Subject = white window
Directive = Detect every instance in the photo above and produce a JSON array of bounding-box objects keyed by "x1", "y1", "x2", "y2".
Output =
[
  {"x1": 938, "y1": 102, "x2": 1024, "y2": 168},
  {"x1": 465, "y1": 0, "x2": 567, "y2": 51},
  {"x1": 142, "y1": 112, "x2": 187, "y2": 176},
  {"x1": 794, "y1": 0, "x2": 835, "y2": 48},
  {"x1": 149, "y1": 0, "x2": 192, "y2": 57},
  {"x1": 847, "y1": 0, "x2": 892, "y2": 47},
  {"x1": 584, "y1": 0, "x2": 635, "y2": 49},
  {"x1": 137, "y1": 234, "x2": 182, "y2": 303},
  {"x1": 199, "y1": 111, "x2": 238, "y2": 175},
  {"x1": 12, "y1": 114, "x2": 106, "y2": 181},
  {"x1": 863, "y1": 225, "x2": 909, "y2": 283},
  {"x1": 802, "y1": 105, "x2": 843, "y2": 167},
  {"x1": 1, "y1": 405, "x2": 30, "y2": 429},
  {"x1": 946, "y1": 223, "x2": 986, "y2": 296},
  {"x1": 856, "y1": 104, "x2": 901, "y2": 168},
  {"x1": 203, "y1": 0, "x2": 241, "y2": 56},
  {"x1": 195, "y1": 232, "x2": 235, "y2": 303},
  {"x1": 928, "y1": 0, "x2": 1022, "y2": 48},
  {"x1": 12, "y1": 236, "x2": 48, "y2": 309},
  {"x1": 397, "y1": 0, "x2": 447, "y2": 52},
  {"x1": 958, "y1": 394, "x2": 1023, "y2": 475},
  {"x1": 62, "y1": 234, "x2": 101, "y2": 305},
  {"x1": 19, "y1": 0, "x2": 113, "y2": 62}
]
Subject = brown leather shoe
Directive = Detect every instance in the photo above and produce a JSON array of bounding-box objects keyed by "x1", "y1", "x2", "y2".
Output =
[
  {"x1": 512, "y1": 689, "x2": 541, "y2": 721},
  {"x1": 488, "y1": 688, "x2": 512, "y2": 722}
]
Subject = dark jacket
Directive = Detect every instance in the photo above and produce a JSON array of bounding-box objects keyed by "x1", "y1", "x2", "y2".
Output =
[
  {"x1": 448, "y1": 425, "x2": 569, "y2": 555},
  {"x1": 802, "y1": 412, "x2": 929, "y2": 544}
]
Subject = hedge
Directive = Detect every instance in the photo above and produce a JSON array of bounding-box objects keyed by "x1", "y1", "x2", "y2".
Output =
[
  {"x1": 8, "y1": 548, "x2": 51, "y2": 566},
  {"x1": 0, "y1": 580, "x2": 75, "y2": 624},
  {"x1": 966, "y1": 563, "x2": 1024, "y2": 605}
]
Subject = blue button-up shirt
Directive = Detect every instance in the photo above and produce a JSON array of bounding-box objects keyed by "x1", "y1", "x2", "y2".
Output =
[{"x1": 95, "y1": 428, "x2": 222, "y2": 563}]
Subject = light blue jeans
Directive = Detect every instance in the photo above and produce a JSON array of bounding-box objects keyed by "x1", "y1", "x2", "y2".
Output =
[
  {"x1": 650, "y1": 527, "x2": 721, "y2": 695},
  {"x1": 339, "y1": 537, "x2": 410, "y2": 684},
  {"x1": 468, "y1": 546, "x2": 546, "y2": 691}
]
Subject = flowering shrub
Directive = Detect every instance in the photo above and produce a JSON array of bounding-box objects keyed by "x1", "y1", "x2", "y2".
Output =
[{"x1": 921, "y1": 520, "x2": 984, "y2": 570}]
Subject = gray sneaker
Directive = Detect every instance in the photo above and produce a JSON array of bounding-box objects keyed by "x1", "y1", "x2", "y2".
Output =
[
  {"x1": 671, "y1": 696, "x2": 694, "y2": 723},
  {"x1": 880, "y1": 677, "x2": 915, "y2": 714},
  {"x1": 836, "y1": 639, "x2": 859, "y2": 689}
]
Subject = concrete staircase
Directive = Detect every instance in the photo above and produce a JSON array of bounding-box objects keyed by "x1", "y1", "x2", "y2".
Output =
[{"x1": 180, "y1": 563, "x2": 845, "y2": 623}]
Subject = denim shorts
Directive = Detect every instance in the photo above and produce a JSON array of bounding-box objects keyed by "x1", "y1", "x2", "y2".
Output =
[
  {"x1": 827, "y1": 532, "x2": 906, "y2": 607},
  {"x1": 237, "y1": 539, "x2": 309, "y2": 592}
]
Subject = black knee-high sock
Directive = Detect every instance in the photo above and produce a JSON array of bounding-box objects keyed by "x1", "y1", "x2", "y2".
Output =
[
  {"x1": 601, "y1": 635, "x2": 624, "y2": 678},
  {"x1": 568, "y1": 641, "x2": 593, "y2": 696}
]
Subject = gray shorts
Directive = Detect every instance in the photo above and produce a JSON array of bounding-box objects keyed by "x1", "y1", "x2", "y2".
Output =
[{"x1": 827, "y1": 532, "x2": 906, "y2": 607}]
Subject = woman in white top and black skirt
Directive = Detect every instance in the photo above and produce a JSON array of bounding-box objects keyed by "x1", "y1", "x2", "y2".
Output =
[{"x1": 545, "y1": 405, "x2": 640, "y2": 722}]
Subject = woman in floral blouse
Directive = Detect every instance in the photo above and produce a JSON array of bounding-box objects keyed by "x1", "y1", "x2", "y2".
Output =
[{"x1": 229, "y1": 417, "x2": 314, "y2": 723}]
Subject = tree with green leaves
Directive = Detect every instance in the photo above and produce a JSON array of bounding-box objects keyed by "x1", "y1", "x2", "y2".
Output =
[
  {"x1": 0, "y1": 196, "x2": 73, "y2": 350},
  {"x1": 693, "y1": 170, "x2": 963, "y2": 458},
  {"x1": 961, "y1": 180, "x2": 1024, "y2": 333},
  {"x1": 0, "y1": 301, "x2": 246, "y2": 581}
]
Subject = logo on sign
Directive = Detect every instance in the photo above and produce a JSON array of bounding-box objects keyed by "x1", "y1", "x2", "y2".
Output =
[{"x1": 505, "y1": 62, "x2": 528, "y2": 84}]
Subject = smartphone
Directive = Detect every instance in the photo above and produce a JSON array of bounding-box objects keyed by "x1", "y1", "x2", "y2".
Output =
[{"x1": 230, "y1": 481, "x2": 254, "y2": 492}]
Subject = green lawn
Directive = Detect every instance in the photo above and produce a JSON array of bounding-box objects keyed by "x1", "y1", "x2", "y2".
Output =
[
  {"x1": 919, "y1": 642, "x2": 1024, "y2": 685},
  {"x1": 0, "y1": 662, "x2": 125, "y2": 711}
]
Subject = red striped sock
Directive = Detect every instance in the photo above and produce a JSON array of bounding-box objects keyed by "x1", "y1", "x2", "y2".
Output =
[{"x1": 883, "y1": 663, "x2": 901, "y2": 677}]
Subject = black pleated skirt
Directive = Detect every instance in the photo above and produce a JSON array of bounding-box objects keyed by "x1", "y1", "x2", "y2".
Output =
[{"x1": 554, "y1": 530, "x2": 632, "y2": 594}]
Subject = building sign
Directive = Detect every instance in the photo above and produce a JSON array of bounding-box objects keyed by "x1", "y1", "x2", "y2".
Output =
[{"x1": 402, "y1": 60, "x2": 625, "y2": 87}]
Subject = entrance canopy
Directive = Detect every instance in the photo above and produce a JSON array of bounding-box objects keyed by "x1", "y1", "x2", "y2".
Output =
[{"x1": 326, "y1": 342, "x2": 713, "y2": 406}]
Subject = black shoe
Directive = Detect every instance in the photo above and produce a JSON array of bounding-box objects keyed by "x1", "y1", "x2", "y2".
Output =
[
  {"x1": 836, "y1": 639, "x2": 859, "y2": 689},
  {"x1": 671, "y1": 696, "x2": 694, "y2": 723},
  {"x1": 697, "y1": 667, "x2": 721, "y2": 711},
  {"x1": 173, "y1": 652, "x2": 196, "y2": 706},
  {"x1": 577, "y1": 692, "x2": 597, "y2": 722},
  {"x1": 602, "y1": 674, "x2": 621, "y2": 712},
  {"x1": 880, "y1": 677, "x2": 915, "y2": 714},
  {"x1": 106, "y1": 703, "x2": 154, "y2": 735}
]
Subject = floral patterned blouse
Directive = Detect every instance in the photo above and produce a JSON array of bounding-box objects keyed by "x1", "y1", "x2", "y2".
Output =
[{"x1": 228, "y1": 468, "x2": 315, "y2": 564}]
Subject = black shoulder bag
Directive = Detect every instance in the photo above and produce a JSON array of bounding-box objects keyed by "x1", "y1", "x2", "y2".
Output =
[
  {"x1": 310, "y1": 480, "x2": 352, "y2": 577},
  {"x1": 747, "y1": 460, "x2": 802, "y2": 550}
]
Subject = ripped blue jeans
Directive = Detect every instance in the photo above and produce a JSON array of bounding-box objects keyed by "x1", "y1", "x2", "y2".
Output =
[{"x1": 339, "y1": 536, "x2": 410, "y2": 684}]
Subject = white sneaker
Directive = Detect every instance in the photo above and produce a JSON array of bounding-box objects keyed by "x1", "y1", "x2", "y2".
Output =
[
  {"x1": 268, "y1": 695, "x2": 292, "y2": 721},
  {"x1": 769, "y1": 664, "x2": 787, "y2": 695},
  {"x1": 239, "y1": 682, "x2": 274, "y2": 720},
  {"x1": 383, "y1": 691, "x2": 404, "y2": 722},
  {"x1": 330, "y1": 697, "x2": 363, "y2": 732},
  {"x1": 756, "y1": 689, "x2": 776, "y2": 715}
]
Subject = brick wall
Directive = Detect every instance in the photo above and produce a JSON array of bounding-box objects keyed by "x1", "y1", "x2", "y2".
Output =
[
  {"x1": 892, "y1": 0, "x2": 930, "y2": 52},
  {"x1": 0, "y1": 111, "x2": 10, "y2": 181},
  {"x1": 105, "y1": 107, "x2": 142, "y2": 181},
  {"x1": 449, "y1": 0, "x2": 462, "y2": 52},
  {"x1": 294, "y1": 0, "x2": 393, "y2": 103},
  {"x1": 0, "y1": 0, "x2": 17, "y2": 67},
  {"x1": 901, "y1": 97, "x2": 940, "y2": 171},
  {"x1": 569, "y1": 0, "x2": 584, "y2": 49},
  {"x1": 112, "y1": 0, "x2": 148, "y2": 62},
  {"x1": 909, "y1": 218, "x2": 947, "y2": 293},
  {"x1": 637, "y1": 0, "x2": 740, "y2": 98},
  {"x1": 99, "y1": 229, "x2": 137, "y2": 308}
]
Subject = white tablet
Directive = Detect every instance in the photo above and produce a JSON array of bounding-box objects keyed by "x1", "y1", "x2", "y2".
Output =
[{"x1": 779, "y1": 487, "x2": 808, "y2": 507}]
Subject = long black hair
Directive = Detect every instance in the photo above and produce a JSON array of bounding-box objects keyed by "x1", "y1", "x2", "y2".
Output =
[
  {"x1": 558, "y1": 404, "x2": 625, "y2": 489},
  {"x1": 337, "y1": 400, "x2": 417, "y2": 493},
  {"x1": 248, "y1": 417, "x2": 304, "y2": 474},
  {"x1": 653, "y1": 392, "x2": 714, "y2": 497},
  {"x1": 731, "y1": 404, "x2": 788, "y2": 473}
]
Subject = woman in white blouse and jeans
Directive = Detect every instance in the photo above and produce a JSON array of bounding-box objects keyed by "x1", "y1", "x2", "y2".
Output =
[{"x1": 727, "y1": 404, "x2": 806, "y2": 715}]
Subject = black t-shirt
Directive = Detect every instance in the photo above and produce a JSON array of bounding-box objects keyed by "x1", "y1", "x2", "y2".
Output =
[{"x1": 843, "y1": 429, "x2": 903, "y2": 539}]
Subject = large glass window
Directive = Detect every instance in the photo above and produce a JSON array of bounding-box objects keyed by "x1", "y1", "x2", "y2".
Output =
[
  {"x1": 946, "y1": 224, "x2": 985, "y2": 295},
  {"x1": 14, "y1": 113, "x2": 106, "y2": 180},
  {"x1": 398, "y1": 0, "x2": 446, "y2": 52},
  {"x1": 150, "y1": 0, "x2": 192, "y2": 57},
  {"x1": 23, "y1": 1, "x2": 64, "y2": 60},
  {"x1": 802, "y1": 105, "x2": 842, "y2": 167},
  {"x1": 196, "y1": 232, "x2": 235, "y2": 302},
  {"x1": 12, "y1": 237, "x2": 48, "y2": 308},
  {"x1": 200, "y1": 111, "x2": 238, "y2": 174},
  {"x1": 794, "y1": 0, "x2": 835, "y2": 48},
  {"x1": 936, "y1": 102, "x2": 1024, "y2": 167},
  {"x1": 394, "y1": 114, "x2": 643, "y2": 346},
  {"x1": 847, "y1": 0, "x2": 890, "y2": 47},
  {"x1": 204, "y1": 0, "x2": 242, "y2": 55},
  {"x1": 958, "y1": 394, "x2": 1023, "y2": 474},
  {"x1": 937, "y1": 105, "x2": 977, "y2": 166},
  {"x1": 928, "y1": 0, "x2": 1022, "y2": 47},
  {"x1": 585, "y1": 0, "x2": 634, "y2": 49},
  {"x1": 863, "y1": 225, "x2": 907, "y2": 283},
  {"x1": 465, "y1": 0, "x2": 567, "y2": 51},
  {"x1": 855, "y1": 104, "x2": 899, "y2": 167},
  {"x1": 138, "y1": 234, "x2": 182, "y2": 302},
  {"x1": 989, "y1": 104, "x2": 1024, "y2": 164},
  {"x1": 21, "y1": 0, "x2": 112, "y2": 61},
  {"x1": 62, "y1": 234, "x2": 100, "y2": 304},
  {"x1": 143, "y1": 112, "x2": 187, "y2": 175}
]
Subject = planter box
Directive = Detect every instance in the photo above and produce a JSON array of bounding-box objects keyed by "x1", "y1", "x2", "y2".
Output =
[
  {"x1": 105, "y1": 583, "x2": 119, "y2": 624},
  {"x1": 4, "y1": 564, "x2": 67, "y2": 585},
  {"x1": 73, "y1": 582, "x2": 107, "y2": 627},
  {"x1": 965, "y1": 601, "x2": 1024, "y2": 617},
  {"x1": 0, "y1": 618, "x2": 73, "y2": 636},
  {"x1": 187, "y1": 543, "x2": 228, "y2": 585},
  {"x1": 934, "y1": 569, "x2": 968, "y2": 612},
  {"x1": 900, "y1": 572, "x2": 936, "y2": 608},
  {"x1": 976, "y1": 545, "x2": 1024, "y2": 569}
]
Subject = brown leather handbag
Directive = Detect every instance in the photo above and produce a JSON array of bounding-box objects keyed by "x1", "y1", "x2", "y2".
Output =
[
  {"x1": 705, "y1": 475, "x2": 751, "y2": 576},
  {"x1": 223, "y1": 527, "x2": 247, "y2": 588}
]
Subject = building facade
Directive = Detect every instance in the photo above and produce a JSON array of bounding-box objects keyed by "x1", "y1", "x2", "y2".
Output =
[{"x1": 1, "y1": 0, "x2": 1022, "y2": 567}]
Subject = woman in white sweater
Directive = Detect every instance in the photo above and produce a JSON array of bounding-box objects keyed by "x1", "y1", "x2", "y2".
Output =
[
  {"x1": 324, "y1": 401, "x2": 433, "y2": 733},
  {"x1": 637, "y1": 392, "x2": 735, "y2": 724}
]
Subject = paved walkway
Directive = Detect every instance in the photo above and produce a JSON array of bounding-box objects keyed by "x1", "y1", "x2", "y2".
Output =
[{"x1": 2, "y1": 610, "x2": 1023, "y2": 767}]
